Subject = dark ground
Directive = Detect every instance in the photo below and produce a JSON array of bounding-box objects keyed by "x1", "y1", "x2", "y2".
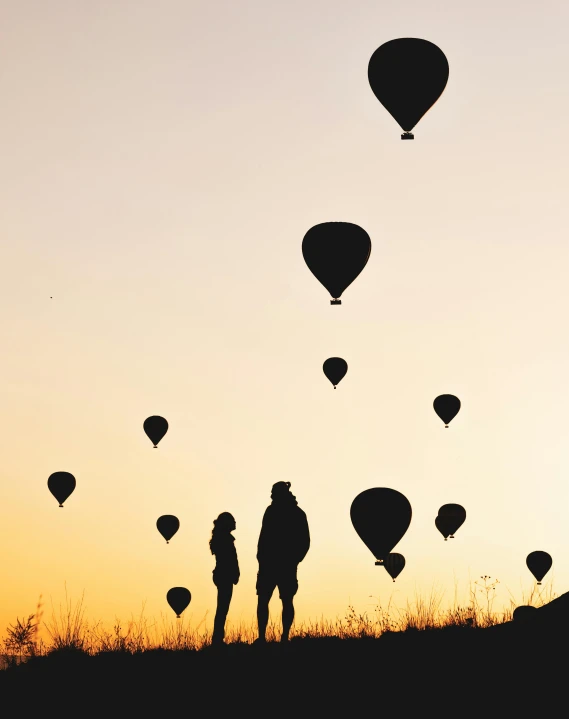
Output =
[{"x1": 1, "y1": 616, "x2": 565, "y2": 716}]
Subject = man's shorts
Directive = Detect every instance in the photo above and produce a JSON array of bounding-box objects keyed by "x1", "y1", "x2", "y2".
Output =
[{"x1": 256, "y1": 564, "x2": 298, "y2": 599}]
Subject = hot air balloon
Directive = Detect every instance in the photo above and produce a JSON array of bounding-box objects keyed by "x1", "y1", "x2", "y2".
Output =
[
  {"x1": 433, "y1": 395, "x2": 460, "y2": 427},
  {"x1": 302, "y1": 222, "x2": 371, "y2": 305},
  {"x1": 350, "y1": 488, "x2": 412, "y2": 565},
  {"x1": 435, "y1": 515, "x2": 452, "y2": 541},
  {"x1": 368, "y1": 38, "x2": 449, "y2": 139},
  {"x1": 157, "y1": 515, "x2": 180, "y2": 544},
  {"x1": 144, "y1": 416, "x2": 168, "y2": 448},
  {"x1": 323, "y1": 358, "x2": 348, "y2": 388},
  {"x1": 437, "y1": 504, "x2": 466, "y2": 539},
  {"x1": 47, "y1": 472, "x2": 76, "y2": 507},
  {"x1": 384, "y1": 553, "x2": 405, "y2": 582},
  {"x1": 167, "y1": 587, "x2": 191, "y2": 618},
  {"x1": 526, "y1": 551, "x2": 552, "y2": 585}
]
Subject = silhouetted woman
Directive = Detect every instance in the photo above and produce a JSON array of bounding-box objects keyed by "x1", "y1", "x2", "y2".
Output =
[{"x1": 210, "y1": 512, "x2": 239, "y2": 645}]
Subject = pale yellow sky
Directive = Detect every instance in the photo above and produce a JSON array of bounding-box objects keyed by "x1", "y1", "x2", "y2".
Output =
[{"x1": 2, "y1": 0, "x2": 569, "y2": 638}]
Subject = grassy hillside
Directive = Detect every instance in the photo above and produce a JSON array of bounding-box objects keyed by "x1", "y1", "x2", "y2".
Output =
[{"x1": 1, "y1": 582, "x2": 564, "y2": 714}]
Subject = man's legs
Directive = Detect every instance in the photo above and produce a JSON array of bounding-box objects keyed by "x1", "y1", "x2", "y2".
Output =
[
  {"x1": 256, "y1": 592, "x2": 271, "y2": 642},
  {"x1": 256, "y1": 568, "x2": 275, "y2": 642},
  {"x1": 279, "y1": 564, "x2": 299, "y2": 642},
  {"x1": 281, "y1": 596, "x2": 294, "y2": 642}
]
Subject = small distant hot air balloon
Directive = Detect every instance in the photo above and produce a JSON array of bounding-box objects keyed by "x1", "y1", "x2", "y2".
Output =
[
  {"x1": 144, "y1": 416, "x2": 168, "y2": 448},
  {"x1": 433, "y1": 395, "x2": 461, "y2": 427},
  {"x1": 384, "y1": 553, "x2": 406, "y2": 582},
  {"x1": 47, "y1": 472, "x2": 76, "y2": 508},
  {"x1": 350, "y1": 488, "x2": 412, "y2": 565},
  {"x1": 323, "y1": 358, "x2": 348, "y2": 388},
  {"x1": 435, "y1": 515, "x2": 452, "y2": 541},
  {"x1": 526, "y1": 551, "x2": 552, "y2": 585},
  {"x1": 167, "y1": 587, "x2": 191, "y2": 618},
  {"x1": 302, "y1": 222, "x2": 371, "y2": 305},
  {"x1": 368, "y1": 38, "x2": 449, "y2": 139},
  {"x1": 437, "y1": 504, "x2": 466, "y2": 539},
  {"x1": 156, "y1": 515, "x2": 180, "y2": 544}
]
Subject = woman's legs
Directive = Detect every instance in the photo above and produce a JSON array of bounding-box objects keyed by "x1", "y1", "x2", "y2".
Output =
[{"x1": 212, "y1": 583, "x2": 233, "y2": 644}]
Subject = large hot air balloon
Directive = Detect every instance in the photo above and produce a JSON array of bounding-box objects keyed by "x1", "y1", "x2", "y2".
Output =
[
  {"x1": 144, "y1": 416, "x2": 168, "y2": 448},
  {"x1": 433, "y1": 395, "x2": 460, "y2": 427},
  {"x1": 350, "y1": 488, "x2": 412, "y2": 565},
  {"x1": 302, "y1": 222, "x2": 371, "y2": 305},
  {"x1": 156, "y1": 515, "x2": 180, "y2": 544},
  {"x1": 47, "y1": 472, "x2": 76, "y2": 508},
  {"x1": 526, "y1": 551, "x2": 552, "y2": 585},
  {"x1": 167, "y1": 587, "x2": 191, "y2": 618},
  {"x1": 384, "y1": 553, "x2": 405, "y2": 582},
  {"x1": 323, "y1": 358, "x2": 348, "y2": 388},
  {"x1": 368, "y1": 38, "x2": 449, "y2": 139},
  {"x1": 437, "y1": 504, "x2": 466, "y2": 539}
]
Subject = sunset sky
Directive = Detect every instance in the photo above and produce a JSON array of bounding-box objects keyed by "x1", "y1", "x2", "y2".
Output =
[{"x1": 2, "y1": 0, "x2": 569, "y2": 639}]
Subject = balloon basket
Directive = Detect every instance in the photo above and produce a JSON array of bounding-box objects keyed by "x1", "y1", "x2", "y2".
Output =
[
  {"x1": 330, "y1": 299, "x2": 341, "y2": 305},
  {"x1": 401, "y1": 132, "x2": 414, "y2": 140},
  {"x1": 374, "y1": 560, "x2": 384, "y2": 566}
]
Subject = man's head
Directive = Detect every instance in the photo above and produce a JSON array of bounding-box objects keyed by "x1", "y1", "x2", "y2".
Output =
[{"x1": 271, "y1": 481, "x2": 295, "y2": 502}]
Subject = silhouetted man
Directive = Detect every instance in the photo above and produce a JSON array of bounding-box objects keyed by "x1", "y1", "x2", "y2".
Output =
[{"x1": 256, "y1": 481, "x2": 310, "y2": 643}]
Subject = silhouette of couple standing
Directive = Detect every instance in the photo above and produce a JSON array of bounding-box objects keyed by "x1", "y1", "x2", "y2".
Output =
[{"x1": 209, "y1": 481, "x2": 310, "y2": 646}]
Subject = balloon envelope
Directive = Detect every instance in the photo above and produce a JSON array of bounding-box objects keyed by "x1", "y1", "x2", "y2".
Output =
[
  {"x1": 526, "y1": 551, "x2": 552, "y2": 584},
  {"x1": 302, "y1": 222, "x2": 371, "y2": 304},
  {"x1": 144, "y1": 416, "x2": 168, "y2": 447},
  {"x1": 433, "y1": 395, "x2": 460, "y2": 427},
  {"x1": 47, "y1": 472, "x2": 76, "y2": 507},
  {"x1": 437, "y1": 504, "x2": 466, "y2": 538},
  {"x1": 384, "y1": 553, "x2": 405, "y2": 581},
  {"x1": 435, "y1": 515, "x2": 452, "y2": 540},
  {"x1": 157, "y1": 515, "x2": 180, "y2": 543},
  {"x1": 323, "y1": 357, "x2": 348, "y2": 388},
  {"x1": 350, "y1": 488, "x2": 412, "y2": 564},
  {"x1": 167, "y1": 587, "x2": 191, "y2": 618},
  {"x1": 368, "y1": 38, "x2": 449, "y2": 138}
]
